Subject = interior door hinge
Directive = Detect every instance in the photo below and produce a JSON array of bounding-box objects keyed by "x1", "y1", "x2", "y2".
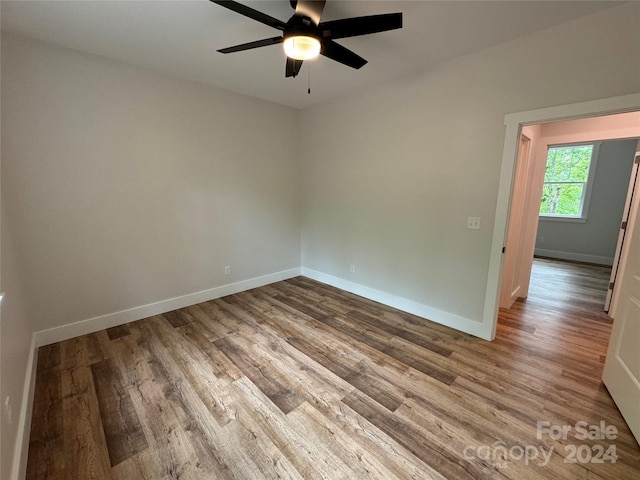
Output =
[
  {"x1": 609, "y1": 282, "x2": 615, "y2": 290},
  {"x1": 621, "y1": 221, "x2": 628, "y2": 230},
  {"x1": 502, "y1": 246, "x2": 506, "y2": 253},
  {"x1": 635, "y1": 155, "x2": 640, "y2": 164}
]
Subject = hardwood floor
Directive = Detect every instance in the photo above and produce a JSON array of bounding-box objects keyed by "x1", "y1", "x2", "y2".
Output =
[
  {"x1": 26, "y1": 265, "x2": 639, "y2": 479},
  {"x1": 527, "y1": 257, "x2": 613, "y2": 314}
]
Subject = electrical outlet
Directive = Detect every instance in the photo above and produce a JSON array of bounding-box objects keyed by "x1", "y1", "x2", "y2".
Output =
[
  {"x1": 467, "y1": 217, "x2": 481, "y2": 230},
  {"x1": 4, "y1": 396, "x2": 13, "y2": 424},
  {"x1": 349, "y1": 264, "x2": 356, "y2": 274},
  {"x1": 224, "y1": 266, "x2": 231, "y2": 275}
]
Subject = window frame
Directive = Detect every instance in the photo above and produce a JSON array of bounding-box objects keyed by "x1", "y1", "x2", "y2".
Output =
[{"x1": 539, "y1": 141, "x2": 600, "y2": 223}]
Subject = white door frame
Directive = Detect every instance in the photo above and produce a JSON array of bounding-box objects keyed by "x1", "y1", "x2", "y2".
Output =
[
  {"x1": 499, "y1": 134, "x2": 532, "y2": 309},
  {"x1": 481, "y1": 92, "x2": 640, "y2": 341},
  {"x1": 606, "y1": 147, "x2": 640, "y2": 312}
]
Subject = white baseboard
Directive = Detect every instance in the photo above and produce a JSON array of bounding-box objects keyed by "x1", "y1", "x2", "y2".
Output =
[
  {"x1": 19, "y1": 266, "x2": 488, "y2": 476},
  {"x1": 302, "y1": 268, "x2": 490, "y2": 340},
  {"x1": 12, "y1": 334, "x2": 37, "y2": 480},
  {"x1": 534, "y1": 248, "x2": 613, "y2": 266},
  {"x1": 34, "y1": 268, "x2": 301, "y2": 346}
]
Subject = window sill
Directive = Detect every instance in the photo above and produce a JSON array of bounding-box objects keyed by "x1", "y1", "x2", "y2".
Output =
[{"x1": 539, "y1": 215, "x2": 587, "y2": 224}]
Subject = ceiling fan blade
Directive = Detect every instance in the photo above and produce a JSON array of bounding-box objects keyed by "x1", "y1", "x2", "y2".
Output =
[
  {"x1": 319, "y1": 13, "x2": 402, "y2": 40},
  {"x1": 218, "y1": 36, "x2": 283, "y2": 54},
  {"x1": 321, "y1": 39, "x2": 367, "y2": 69},
  {"x1": 210, "y1": 1, "x2": 287, "y2": 31},
  {"x1": 294, "y1": 0, "x2": 326, "y2": 25},
  {"x1": 285, "y1": 57, "x2": 303, "y2": 77}
]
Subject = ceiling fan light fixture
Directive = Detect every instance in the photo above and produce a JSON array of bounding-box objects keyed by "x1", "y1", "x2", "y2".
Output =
[{"x1": 283, "y1": 35, "x2": 321, "y2": 60}]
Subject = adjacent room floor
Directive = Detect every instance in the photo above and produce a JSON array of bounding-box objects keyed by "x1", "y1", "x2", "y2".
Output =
[
  {"x1": 26, "y1": 262, "x2": 639, "y2": 479},
  {"x1": 527, "y1": 257, "x2": 612, "y2": 314}
]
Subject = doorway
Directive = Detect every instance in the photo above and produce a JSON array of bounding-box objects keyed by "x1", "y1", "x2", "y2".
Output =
[
  {"x1": 480, "y1": 93, "x2": 640, "y2": 341},
  {"x1": 500, "y1": 121, "x2": 640, "y2": 314}
]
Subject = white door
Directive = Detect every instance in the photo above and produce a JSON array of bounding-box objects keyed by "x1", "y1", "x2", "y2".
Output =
[
  {"x1": 602, "y1": 158, "x2": 640, "y2": 444},
  {"x1": 605, "y1": 150, "x2": 640, "y2": 312}
]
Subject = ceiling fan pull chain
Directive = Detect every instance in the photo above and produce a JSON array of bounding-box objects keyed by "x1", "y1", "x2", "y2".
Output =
[{"x1": 308, "y1": 62, "x2": 311, "y2": 94}]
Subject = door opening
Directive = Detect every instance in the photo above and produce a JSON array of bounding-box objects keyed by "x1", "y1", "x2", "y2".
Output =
[{"x1": 499, "y1": 115, "x2": 640, "y2": 316}]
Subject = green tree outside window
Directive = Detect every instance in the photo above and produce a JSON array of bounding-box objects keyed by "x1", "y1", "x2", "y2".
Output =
[{"x1": 540, "y1": 145, "x2": 594, "y2": 217}]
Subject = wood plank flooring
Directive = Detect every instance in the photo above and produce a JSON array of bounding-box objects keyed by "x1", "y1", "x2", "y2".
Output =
[{"x1": 26, "y1": 261, "x2": 640, "y2": 479}]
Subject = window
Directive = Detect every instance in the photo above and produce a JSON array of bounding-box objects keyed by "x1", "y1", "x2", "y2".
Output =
[{"x1": 539, "y1": 143, "x2": 599, "y2": 221}]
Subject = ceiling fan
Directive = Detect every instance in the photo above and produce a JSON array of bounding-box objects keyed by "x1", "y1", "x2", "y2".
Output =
[{"x1": 211, "y1": 0, "x2": 403, "y2": 78}]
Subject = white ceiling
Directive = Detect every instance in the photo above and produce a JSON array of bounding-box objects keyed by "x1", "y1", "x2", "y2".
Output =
[{"x1": 1, "y1": 1, "x2": 622, "y2": 109}]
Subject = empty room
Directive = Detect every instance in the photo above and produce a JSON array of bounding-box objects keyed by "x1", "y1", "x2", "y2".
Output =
[{"x1": 1, "y1": 1, "x2": 639, "y2": 479}]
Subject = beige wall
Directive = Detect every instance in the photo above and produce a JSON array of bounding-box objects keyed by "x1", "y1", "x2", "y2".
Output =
[
  {"x1": 299, "y1": 2, "x2": 640, "y2": 331},
  {"x1": 1, "y1": 33, "x2": 301, "y2": 478}
]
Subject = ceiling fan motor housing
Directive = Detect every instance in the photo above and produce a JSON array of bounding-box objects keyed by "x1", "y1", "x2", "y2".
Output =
[{"x1": 212, "y1": 0, "x2": 403, "y2": 77}]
